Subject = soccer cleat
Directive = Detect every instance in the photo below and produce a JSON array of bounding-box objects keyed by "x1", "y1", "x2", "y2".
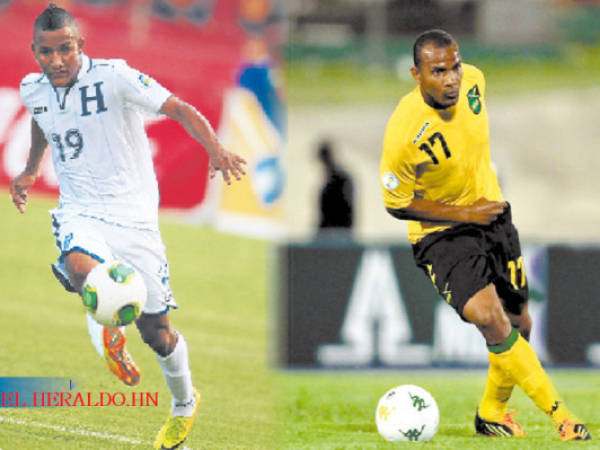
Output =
[
  {"x1": 154, "y1": 388, "x2": 201, "y2": 449},
  {"x1": 475, "y1": 410, "x2": 525, "y2": 437},
  {"x1": 103, "y1": 326, "x2": 141, "y2": 386},
  {"x1": 558, "y1": 419, "x2": 591, "y2": 441}
]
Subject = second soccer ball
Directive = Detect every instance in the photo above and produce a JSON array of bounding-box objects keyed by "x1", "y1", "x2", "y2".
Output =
[{"x1": 375, "y1": 384, "x2": 439, "y2": 442}]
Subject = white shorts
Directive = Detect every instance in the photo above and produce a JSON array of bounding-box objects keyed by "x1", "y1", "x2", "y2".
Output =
[{"x1": 50, "y1": 211, "x2": 177, "y2": 314}]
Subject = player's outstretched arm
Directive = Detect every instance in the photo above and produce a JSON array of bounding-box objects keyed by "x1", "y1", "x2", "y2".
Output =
[
  {"x1": 9, "y1": 118, "x2": 48, "y2": 214},
  {"x1": 387, "y1": 197, "x2": 506, "y2": 226},
  {"x1": 160, "y1": 96, "x2": 246, "y2": 185}
]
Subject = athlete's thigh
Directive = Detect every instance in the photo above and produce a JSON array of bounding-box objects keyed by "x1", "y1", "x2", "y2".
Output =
[
  {"x1": 414, "y1": 227, "x2": 495, "y2": 320},
  {"x1": 50, "y1": 212, "x2": 113, "y2": 293},
  {"x1": 64, "y1": 251, "x2": 102, "y2": 293},
  {"x1": 103, "y1": 224, "x2": 177, "y2": 314},
  {"x1": 489, "y1": 211, "x2": 528, "y2": 316}
]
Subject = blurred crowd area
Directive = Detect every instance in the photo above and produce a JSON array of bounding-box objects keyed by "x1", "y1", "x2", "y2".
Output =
[
  {"x1": 0, "y1": 0, "x2": 285, "y2": 42},
  {"x1": 286, "y1": 0, "x2": 600, "y2": 45}
]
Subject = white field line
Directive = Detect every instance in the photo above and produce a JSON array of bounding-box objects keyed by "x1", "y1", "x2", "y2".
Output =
[{"x1": 0, "y1": 415, "x2": 149, "y2": 446}]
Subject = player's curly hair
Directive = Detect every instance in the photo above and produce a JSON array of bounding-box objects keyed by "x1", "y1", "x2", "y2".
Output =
[
  {"x1": 34, "y1": 3, "x2": 78, "y2": 35},
  {"x1": 413, "y1": 29, "x2": 456, "y2": 68}
]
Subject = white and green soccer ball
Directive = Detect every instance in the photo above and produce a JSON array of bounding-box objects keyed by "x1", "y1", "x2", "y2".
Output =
[
  {"x1": 375, "y1": 384, "x2": 439, "y2": 442},
  {"x1": 81, "y1": 261, "x2": 147, "y2": 327}
]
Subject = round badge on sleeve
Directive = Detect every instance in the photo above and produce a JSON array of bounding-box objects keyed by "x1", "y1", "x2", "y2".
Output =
[{"x1": 382, "y1": 172, "x2": 399, "y2": 190}]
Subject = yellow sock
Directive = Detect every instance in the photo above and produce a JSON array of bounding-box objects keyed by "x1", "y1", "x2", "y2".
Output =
[
  {"x1": 489, "y1": 329, "x2": 577, "y2": 426},
  {"x1": 478, "y1": 358, "x2": 515, "y2": 422}
]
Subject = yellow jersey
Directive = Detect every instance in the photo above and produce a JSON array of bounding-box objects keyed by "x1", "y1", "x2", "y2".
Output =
[{"x1": 380, "y1": 64, "x2": 503, "y2": 243}]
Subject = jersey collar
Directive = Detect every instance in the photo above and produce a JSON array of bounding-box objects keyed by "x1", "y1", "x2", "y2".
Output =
[
  {"x1": 415, "y1": 86, "x2": 459, "y2": 118},
  {"x1": 40, "y1": 53, "x2": 92, "y2": 86},
  {"x1": 74, "y1": 53, "x2": 92, "y2": 83}
]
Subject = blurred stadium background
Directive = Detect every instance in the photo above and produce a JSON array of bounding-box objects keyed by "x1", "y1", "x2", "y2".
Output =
[
  {"x1": 285, "y1": 0, "x2": 600, "y2": 242},
  {"x1": 278, "y1": 0, "x2": 600, "y2": 374},
  {"x1": 3, "y1": 0, "x2": 598, "y2": 242}
]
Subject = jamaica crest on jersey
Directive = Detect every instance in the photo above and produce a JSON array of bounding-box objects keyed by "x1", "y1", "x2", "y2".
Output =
[{"x1": 467, "y1": 84, "x2": 482, "y2": 114}]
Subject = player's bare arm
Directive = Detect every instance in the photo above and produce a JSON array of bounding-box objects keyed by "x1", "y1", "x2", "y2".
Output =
[
  {"x1": 160, "y1": 95, "x2": 246, "y2": 185},
  {"x1": 9, "y1": 118, "x2": 48, "y2": 214},
  {"x1": 387, "y1": 197, "x2": 506, "y2": 226}
]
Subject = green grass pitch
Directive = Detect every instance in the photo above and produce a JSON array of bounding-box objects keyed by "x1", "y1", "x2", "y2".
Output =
[
  {"x1": 1, "y1": 194, "x2": 598, "y2": 449},
  {"x1": 0, "y1": 193, "x2": 273, "y2": 449},
  {"x1": 275, "y1": 370, "x2": 599, "y2": 449}
]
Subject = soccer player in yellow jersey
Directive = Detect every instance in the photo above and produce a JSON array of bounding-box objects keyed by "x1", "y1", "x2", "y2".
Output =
[{"x1": 380, "y1": 29, "x2": 590, "y2": 441}]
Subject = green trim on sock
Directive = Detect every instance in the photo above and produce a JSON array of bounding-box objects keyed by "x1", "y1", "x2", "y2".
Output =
[{"x1": 488, "y1": 327, "x2": 519, "y2": 354}]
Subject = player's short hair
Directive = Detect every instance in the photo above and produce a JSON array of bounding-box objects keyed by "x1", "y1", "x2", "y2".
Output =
[
  {"x1": 34, "y1": 3, "x2": 78, "y2": 36},
  {"x1": 413, "y1": 29, "x2": 456, "y2": 68}
]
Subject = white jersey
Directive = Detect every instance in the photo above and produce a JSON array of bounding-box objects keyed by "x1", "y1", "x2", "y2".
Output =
[{"x1": 20, "y1": 54, "x2": 171, "y2": 230}]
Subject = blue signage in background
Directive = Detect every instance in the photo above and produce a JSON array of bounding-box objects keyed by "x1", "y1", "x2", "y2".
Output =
[{"x1": 274, "y1": 242, "x2": 600, "y2": 369}]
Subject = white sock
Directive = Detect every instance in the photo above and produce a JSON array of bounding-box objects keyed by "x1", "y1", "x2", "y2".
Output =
[
  {"x1": 86, "y1": 312, "x2": 104, "y2": 357},
  {"x1": 86, "y1": 312, "x2": 126, "y2": 358},
  {"x1": 156, "y1": 333, "x2": 195, "y2": 417}
]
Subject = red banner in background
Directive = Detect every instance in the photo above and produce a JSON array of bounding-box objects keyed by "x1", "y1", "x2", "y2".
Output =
[{"x1": 0, "y1": 0, "x2": 284, "y2": 212}]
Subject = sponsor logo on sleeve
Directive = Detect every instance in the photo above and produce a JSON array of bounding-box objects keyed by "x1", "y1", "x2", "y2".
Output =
[{"x1": 412, "y1": 121, "x2": 430, "y2": 144}]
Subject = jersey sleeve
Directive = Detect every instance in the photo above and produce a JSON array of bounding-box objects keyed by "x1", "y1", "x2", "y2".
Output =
[
  {"x1": 380, "y1": 115, "x2": 423, "y2": 210},
  {"x1": 467, "y1": 64, "x2": 486, "y2": 98},
  {"x1": 20, "y1": 73, "x2": 48, "y2": 129},
  {"x1": 19, "y1": 73, "x2": 42, "y2": 115},
  {"x1": 113, "y1": 61, "x2": 172, "y2": 113}
]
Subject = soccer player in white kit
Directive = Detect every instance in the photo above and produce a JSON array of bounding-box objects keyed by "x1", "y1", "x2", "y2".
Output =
[{"x1": 9, "y1": 4, "x2": 246, "y2": 449}]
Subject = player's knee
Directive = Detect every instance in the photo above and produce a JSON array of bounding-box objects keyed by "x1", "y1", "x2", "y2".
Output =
[
  {"x1": 138, "y1": 321, "x2": 176, "y2": 357},
  {"x1": 68, "y1": 264, "x2": 88, "y2": 292},
  {"x1": 466, "y1": 298, "x2": 510, "y2": 336},
  {"x1": 70, "y1": 272, "x2": 87, "y2": 294},
  {"x1": 66, "y1": 252, "x2": 100, "y2": 293},
  {"x1": 476, "y1": 305, "x2": 507, "y2": 329},
  {"x1": 71, "y1": 266, "x2": 95, "y2": 293}
]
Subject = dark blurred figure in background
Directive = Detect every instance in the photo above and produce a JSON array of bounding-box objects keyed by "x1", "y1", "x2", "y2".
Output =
[{"x1": 317, "y1": 140, "x2": 354, "y2": 236}]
